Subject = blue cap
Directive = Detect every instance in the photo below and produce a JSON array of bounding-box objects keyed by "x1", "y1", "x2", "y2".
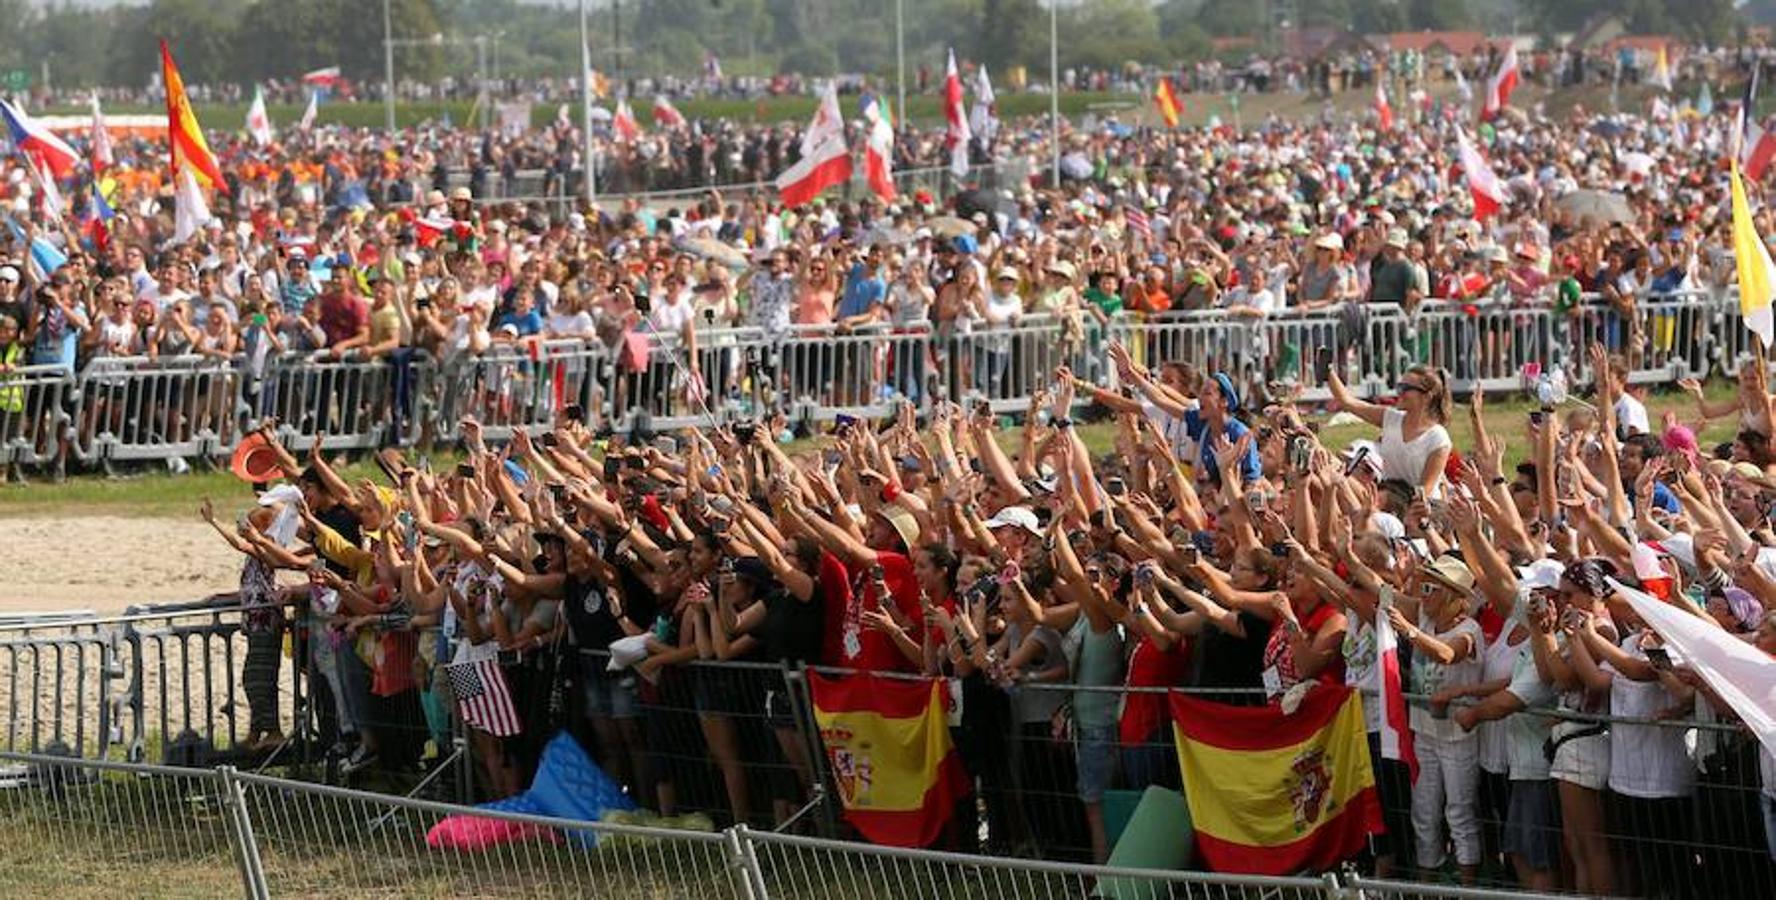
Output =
[
  {"x1": 951, "y1": 234, "x2": 978, "y2": 256},
  {"x1": 502, "y1": 459, "x2": 530, "y2": 485},
  {"x1": 1210, "y1": 372, "x2": 1240, "y2": 412}
]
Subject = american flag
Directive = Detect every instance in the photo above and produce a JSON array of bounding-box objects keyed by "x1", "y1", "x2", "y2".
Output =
[
  {"x1": 1126, "y1": 205, "x2": 1152, "y2": 245},
  {"x1": 446, "y1": 651, "x2": 521, "y2": 737}
]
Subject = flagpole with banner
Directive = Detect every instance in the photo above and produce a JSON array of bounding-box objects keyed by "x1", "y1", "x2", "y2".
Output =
[
  {"x1": 1730, "y1": 160, "x2": 1776, "y2": 349},
  {"x1": 580, "y1": 0, "x2": 596, "y2": 209}
]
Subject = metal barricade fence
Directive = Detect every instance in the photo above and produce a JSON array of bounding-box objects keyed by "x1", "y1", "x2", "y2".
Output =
[
  {"x1": 0, "y1": 747, "x2": 1363, "y2": 900},
  {"x1": 73, "y1": 355, "x2": 232, "y2": 463},
  {"x1": 0, "y1": 364, "x2": 73, "y2": 467},
  {"x1": 14, "y1": 290, "x2": 1764, "y2": 474}
]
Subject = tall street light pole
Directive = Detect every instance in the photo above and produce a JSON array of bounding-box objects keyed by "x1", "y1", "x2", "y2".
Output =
[
  {"x1": 895, "y1": 0, "x2": 905, "y2": 125},
  {"x1": 1050, "y1": 0, "x2": 1060, "y2": 188},
  {"x1": 382, "y1": 0, "x2": 396, "y2": 132},
  {"x1": 580, "y1": 0, "x2": 596, "y2": 208}
]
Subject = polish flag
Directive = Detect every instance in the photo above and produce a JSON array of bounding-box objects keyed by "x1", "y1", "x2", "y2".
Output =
[
  {"x1": 302, "y1": 66, "x2": 342, "y2": 89},
  {"x1": 1376, "y1": 590, "x2": 1419, "y2": 784},
  {"x1": 943, "y1": 49, "x2": 971, "y2": 179},
  {"x1": 1455, "y1": 128, "x2": 1506, "y2": 221},
  {"x1": 613, "y1": 99, "x2": 641, "y2": 142},
  {"x1": 1633, "y1": 543, "x2": 1675, "y2": 601},
  {"x1": 1375, "y1": 80, "x2": 1394, "y2": 132},
  {"x1": 90, "y1": 94, "x2": 114, "y2": 174},
  {"x1": 862, "y1": 95, "x2": 896, "y2": 202},
  {"x1": 775, "y1": 82, "x2": 852, "y2": 209},
  {"x1": 1482, "y1": 44, "x2": 1519, "y2": 121},
  {"x1": 652, "y1": 95, "x2": 687, "y2": 129},
  {"x1": 0, "y1": 98, "x2": 80, "y2": 179},
  {"x1": 298, "y1": 90, "x2": 319, "y2": 131}
]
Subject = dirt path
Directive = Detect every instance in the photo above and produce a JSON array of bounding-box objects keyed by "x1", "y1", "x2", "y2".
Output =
[{"x1": 0, "y1": 517, "x2": 242, "y2": 614}]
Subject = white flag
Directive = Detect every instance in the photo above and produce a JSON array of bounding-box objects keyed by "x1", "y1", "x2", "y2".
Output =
[
  {"x1": 173, "y1": 168, "x2": 212, "y2": 244},
  {"x1": 246, "y1": 86, "x2": 274, "y2": 146},
  {"x1": 1609, "y1": 578, "x2": 1776, "y2": 762},
  {"x1": 299, "y1": 90, "x2": 319, "y2": 131},
  {"x1": 969, "y1": 65, "x2": 998, "y2": 145}
]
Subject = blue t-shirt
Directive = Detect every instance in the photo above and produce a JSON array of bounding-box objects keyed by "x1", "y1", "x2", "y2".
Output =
[
  {"x1": 1184, "y1": 409, "x2": 1262, "y2": 486},
  {"x1": 497, "y1": 309, "x2": 544, "y2": 337},
  {"x1": 837, "y1": 264, "x2": 885, "y2": 320}
]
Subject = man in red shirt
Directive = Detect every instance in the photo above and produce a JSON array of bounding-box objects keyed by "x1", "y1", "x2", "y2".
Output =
[
  {"x1": 317, "y1": 265, "x2": 369, "y2": 355},
  {"x1": 784, "y1": 494, "x2": 925, "y2": 673}
]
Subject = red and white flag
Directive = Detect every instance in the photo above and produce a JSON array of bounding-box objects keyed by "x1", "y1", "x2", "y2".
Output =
[
  {"x1": 1482, "y1": 44, "x2": 1519, "y2": 121},
  {"x1": 776, "y1": 82, "x2": 852, "y2": 208},
  {"x1": 446, "y1": 644, "x2": 521, "y2": 737},
  {"x1": 89, "y1": 94, "x2": 114, "y2": 174},
  {"x1": 27, "y1": 153, "x2": 65, "y2": 227},
  {"x1": 862, "y1": 95, "x2": 896, "y2": 202},
  {"x1": 1741, "y1": 119, "x2": 1776, "y2": 182},
  {"x1": 943, "y1": 49, "x2": 972, "y2": 180},
  {"x1": 1455, "y1": 127, "x2": 1506, "y2": 221},
  {"x1": 301, "y1": 66, "x2": 342, "y2": 89},
  {"x1": 652, "y1": 95, "x2": 686, "y2": 129},
  {"x1": 613, "y1": 99, "x2": 641, "y2": 142},
  {"x1": 1376, "y1": 590, "x2": 1419, "y2": 784},
  {"x1": 1375, "y1": 80, "x2": 1394, "y2": 132}
]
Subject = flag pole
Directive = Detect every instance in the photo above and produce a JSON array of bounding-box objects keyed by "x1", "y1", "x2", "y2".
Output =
[{"x1": 381, "y1": 0, "x2": 396, "y2": 132}]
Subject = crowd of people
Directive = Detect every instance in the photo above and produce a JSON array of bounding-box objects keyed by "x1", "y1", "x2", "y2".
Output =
[{"x1": 2, "y1": 45, "x2": 1776, "y2": 896}]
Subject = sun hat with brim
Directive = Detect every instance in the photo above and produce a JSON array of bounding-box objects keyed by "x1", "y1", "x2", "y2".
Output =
[
  {"x1": 1313, "y1": 233, "x2": 1344, "y2": 251},
  {"x1": 1384, "y1": 227, "x2": 1408, "y2": 249},
  {"x1": 878, "y1": 505, "x2": 920, "y2": 549},
  {"x1": 229, "y1": 432, "x2": 284, "y2": 484},
  {"x1": 1423, "y1": 555, "x2": 1476, "y2": 595},
  {"x1": 1046, "y1": 260, "x2": 1076, "y2": 280},
  {"x1": 449, "y1": 186, "x2": 473, "y2": 202}
]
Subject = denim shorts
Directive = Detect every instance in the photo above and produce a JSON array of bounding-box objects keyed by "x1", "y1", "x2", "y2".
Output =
[
  {"x1": 583, "y1": 672, "x2": 639, "y2": 720},
  {"x1": 1074, "y1": 724, "x2": 1118, "y2": 803},
  {"x1": 1502, "y1": 778, "x2": 1562, "y2": 872}
]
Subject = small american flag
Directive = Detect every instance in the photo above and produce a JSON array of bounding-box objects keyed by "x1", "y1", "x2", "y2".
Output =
[
  {"x1": 1126, "y1": 205, "x2": 1153, "y2": 245},
  {"x1": 446, "y1": 650, "x2": 522, "y2": 737}
]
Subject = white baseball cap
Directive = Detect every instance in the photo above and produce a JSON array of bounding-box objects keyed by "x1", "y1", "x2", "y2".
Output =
[{"x1": 985, "y1": 506, "x2": 1041, "y2": 535}]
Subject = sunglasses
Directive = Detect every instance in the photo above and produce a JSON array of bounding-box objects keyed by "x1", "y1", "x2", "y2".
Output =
[{"x1": 1399, "y1": 382, "x2": 1428, "y2": 394}]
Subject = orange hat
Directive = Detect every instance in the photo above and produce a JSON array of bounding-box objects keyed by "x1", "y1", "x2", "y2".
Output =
[{"x1": 229, "y1": 432, "x2": 284, "y2": 484}]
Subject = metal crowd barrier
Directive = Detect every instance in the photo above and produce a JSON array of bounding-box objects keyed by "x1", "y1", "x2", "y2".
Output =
[
  {"x1": 14, "y1": 290, "x2": 1758, "y2": 475},
  {"x1": 0, "y1": 748, "x2": 1376, "y2": 900},
  {"x1": 0, "y1": 363, "x2": 73, "y2": 467}
]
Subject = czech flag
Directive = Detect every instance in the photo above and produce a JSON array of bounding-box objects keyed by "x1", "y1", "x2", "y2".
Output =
[
  {"x1": 1171, "y1": 686, "x2": 1382, "y2": 875},
  {"x1": 809, "y1": 672, "x2": 968, "y2": 848},
  {"x1": 0, "y1": 98, "x2": 80, "y2": 180}
]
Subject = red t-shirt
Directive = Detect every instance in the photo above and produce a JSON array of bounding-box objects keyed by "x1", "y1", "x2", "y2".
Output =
[
  {"x1": 822, "y1": 550, "x2": 923, "y2": 673},
  {"x1": 317, "y1": 291, "x2": 368, "y2": 346},
  {"x1": 1120, "y1": 635, "x2": 1191, "y2": 746}
]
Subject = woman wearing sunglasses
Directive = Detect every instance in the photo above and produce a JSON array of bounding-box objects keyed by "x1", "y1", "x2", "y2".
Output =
[{"x1": 1328, "y1": 364, "x2": 1453, "y2": 499}]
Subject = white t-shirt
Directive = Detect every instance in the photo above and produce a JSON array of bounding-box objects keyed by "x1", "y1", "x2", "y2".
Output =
[
  {"x1": 545, "y1": 310, "x2": 594, "y2": 339},
  {"x1": 1378, "y1": 407, "x2": 1452, "y2": 494},
  {"x1": 1606, "y1": 634, "x2": 1695, "y2": 799},
  {"x1": 1408, "y1": 616, "x2": 1484, "y2": 741},
  {"x1": 1615, "y1": 393, "x2": 1650, "y2": 436}
]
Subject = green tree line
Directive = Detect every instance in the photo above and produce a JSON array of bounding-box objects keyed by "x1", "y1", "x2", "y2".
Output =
[{"x1": 0, "y1": 0, "x2": 1746, "y2": 91}]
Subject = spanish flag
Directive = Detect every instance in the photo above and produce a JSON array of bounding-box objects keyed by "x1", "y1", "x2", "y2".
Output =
[
  {"x1": 159, "y1": 39, "x2": 225, "y2": 189},
  {"x1": 1154, "y1": 77, "x2": 1183, "y2": 128},
  {"x1": 1731, "y1": 160, "x2": 1776, "y2": 347},
  {"x1": 1171, "y1": 686, "x2": 1381, "y2": 875},
  {"x1": 809, "y1": 672, "x2": 969, "y2": 848}
]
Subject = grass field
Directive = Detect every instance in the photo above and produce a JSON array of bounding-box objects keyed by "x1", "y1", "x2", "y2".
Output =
[{"x1": 0, "y1": 381, "x2": 1738, "y2": 520}]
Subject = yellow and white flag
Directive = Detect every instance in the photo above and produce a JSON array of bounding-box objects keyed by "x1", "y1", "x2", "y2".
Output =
[{"x1": 1730, "y1": 161, "x2": 1776, "y2": 346}]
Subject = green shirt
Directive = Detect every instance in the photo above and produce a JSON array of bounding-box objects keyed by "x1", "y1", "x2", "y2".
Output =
[
  {"x1": 1083, "y1": 287, "x2": 1123, "y2": 317},
  {"x1": 1068, "y1": 619, "x2": 1125, "y2": 731},
  {"x1": 1554, "y1": 277, "x2": 1582, "y2": 313}
]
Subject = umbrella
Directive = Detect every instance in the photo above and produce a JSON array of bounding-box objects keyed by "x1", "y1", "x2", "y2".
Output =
[
  {"x1": 1620, "y1": 151, "x2": 1656, "y2": 177},
  {"x1": 1060, "y1": 153, "x2": 1094, "y2": 180},
  {"x1": 1555, "y1": 189, "x2": 1634, "y2": 225},
  {"x1": 675, "y1": 236, "x2": 750, "y2": 269},
  {"x1": 955, "y1": 188, "x2": 1015, "y2": 220},
  {"x1": 588, "y1": 107, "x2": 613, "y2": 122},
  {"x1": 862, "y1": 226, "x2": 913, "y2": 248},
  {"x1": 925, "y1": 216, "x2": 974, "y2": 240}
]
